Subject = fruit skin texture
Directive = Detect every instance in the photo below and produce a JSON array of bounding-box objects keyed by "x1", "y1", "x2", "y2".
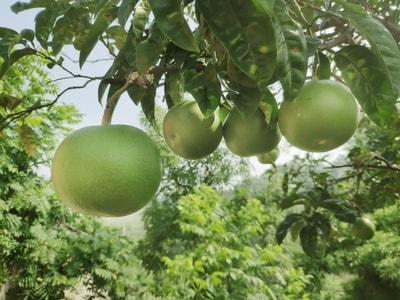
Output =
[
  {"x1": 163, "y1": 100, "x2": 223, "y2": 159},
  {"x1": 51, "y1": 125, "x2": 162, "y2": 217},
  {"x1": 223, "y1": 108, "x2": 281, "y2": 157},
  {"x1": 351, "y1": 217, "x2": 376, "y2": 240},
  {"x1": 278, "y1": 80, "x2": 359, "y2": 152}
]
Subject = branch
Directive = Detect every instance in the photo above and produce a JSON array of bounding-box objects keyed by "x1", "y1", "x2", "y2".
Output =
[{"x1": 101, "y1": 72, "x2": 154, "y2": 125}]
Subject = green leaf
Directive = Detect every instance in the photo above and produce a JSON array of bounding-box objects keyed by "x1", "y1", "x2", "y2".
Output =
[
  {"x1": 18, "y1": 124, "x2": 38, "y2": 156},
  {"x1": 290, "y1": 219, "x2": 305, "y2": 241},
  {"x1": 227, "y1": 85, "x2": 260, "y2": 118},
  {"x1": 280, "y1": 193, "x2": 307, "y2": 210},
  {"x1": 299, "y1": 223, "x2": 318, "y2": 257},
  {"x1": 79, "y1": 8, "x2": 117, "y2": 67},
  {"x1": 334, "y1": 45, "x2": 395, "y2": 127},
  {"x1": 11, "y1": 0, "x2": 50, "y2": 13},
  {"x1": 341, "y1": 7, "x2": 400, "y2": 99},
  {"x1": 317, "y1": 51, "x2": 331, "y2": 80},
  {"x1": 136, "y1": 24, "x2": 165, "y2": 73},
  {"x1": 118, "y1": 0, "x2": 139, "y2": 27},
  {"x1": 314, "y1": 212, "x2": 331, "y2": 237},
  {"x1": 34, "y1": 8, "x2": 58, "y2": 49},
  {"x1": 0, "y1": 94, "x2": 23, "y2": 110},
  {"x1": 273, "y1": 0, "x2": 308, "y2": 100},
  {"x1": 0, "y1": 48, "x2": 36, "y2": 79},
  {"x1": 165, "y1": 70, "x2": 184, "y2": 108},
  {"x1": 275, "y1": 213, "x2": 303, "y2": 244},
  {"x1": 148, "y1": 0, "x2": 199, "y2": 52},
  {"x1": 252, "y1": 0, "x2": 275, "y2": 14},
  {"x1": 183, "y1": 65, "x2": 221, "y2": 118},
  {"x1": 140, "y1": 80, "x2": 158, "y2": 129},
  {"x1": 319, "y1": 198, "x2": 357, "y2": 223},
  {"x1": 198, "y1": 0, "x2": 277, "y2": 87}
]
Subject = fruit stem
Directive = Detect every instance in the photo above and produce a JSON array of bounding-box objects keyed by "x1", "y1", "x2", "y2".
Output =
[{"x1": 101, "y1": 72, "x2": 154, "y2": 125}]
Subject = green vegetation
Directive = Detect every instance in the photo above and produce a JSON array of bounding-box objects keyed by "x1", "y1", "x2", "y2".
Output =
[{"x1": 0, "y1": 0, "x2": 399, "y2": 299}]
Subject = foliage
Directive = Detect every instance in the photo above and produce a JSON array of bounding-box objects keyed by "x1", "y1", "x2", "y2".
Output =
[
  {"x1": 136, "y1": 107, "x2": 249, "y2": 273},
  {"x1": 1, "y1": 0, "x2": 399, "y2": 129},
  {"x1": 155, "y1": 185, "x2": 311, "y2": 299},
  {"x1": 267, "y1": 111, "x2": 400, "y2": 297}
]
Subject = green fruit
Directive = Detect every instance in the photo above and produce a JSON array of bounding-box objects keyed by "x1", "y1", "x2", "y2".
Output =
[
  {"x1": 51, "y1": 125, "x2": 162, "y2": 217},
  {"x1": 223, "y1": 108, "x2": 281, "y2": 157},
  {"x1": 351, "y1": 217, "x2": 375, "y2": 240},
  {"x1": 278, "y1": 80, "x2": 359, "y2": 152},
  {"x1": 257, "y1": 148, "x2": 280, "y2": 164},
  {"x1": 163, "y1": 100, "x2": 223, "y2": 159}
]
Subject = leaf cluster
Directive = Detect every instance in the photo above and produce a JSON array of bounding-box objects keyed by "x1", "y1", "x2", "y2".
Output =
[{"x1": 1, "y1": 0, "x2": 400, "y2": 128}]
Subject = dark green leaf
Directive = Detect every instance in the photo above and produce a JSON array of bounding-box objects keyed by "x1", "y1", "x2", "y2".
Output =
[
  {"x1": 20, "y1": 29, "x2": 35, "y2": 42},
  {"x1": 118, "y1": 0, "x2": 139, "y2": 27},
  {"x1": 34, "y1": 8, "x2": 57, "y2": 49},
  {"x1": 165, "y1": 71, "x2": 184, "y2": 108},
  {"x1": 136, "y1": 24, "x2": 165, "y2": 73},
  {"x1": 198, "y1": 0, "x2": 277, "y2": 87},
  {"x1": 273, "y1": 0, "x2": 308, "y2": 101},
  {"x1": 0, "y1": 48, "x2": 36, "y2": 79},
  {"x1": 148, "y1": 0, "x2": 199, "y2": 52},
  {"x1": 18, "y1": 124, "x2": 38, "y2": 156},
  {"x1": 183, "y1": 65, "x2": 221, "y2": 118},
  {"x1": 252, "y1": 0, "x2": 275, "y2": 14},
  {"x1": 333, "y1": 209, "x2": 357, "y2": 223},
  {"x1": 341, "y1": 7, "x2": 400, "y2": 98},
  {"x1": 300, "y1": 224, "x2": 318, "y2": 257},
  {"x1": 314, "y1": 212, "x2": 331, "y2": 237},
  {"x1": 280, "y1": 193, "x2": 307, "y2": 210},
  {"x1": 305, "y1": 36, "x2": 321, "y2": 58},
  {"x1": 276, "y1": 213, "x2": 304, "y2": 244},
  {"x1": 226, "y1": 85, "x2": 260, "y2": 118},
  {"x1": 79, "y1": 8, "x2": 117, "y2": 67},
  {"x1": 0, "y1": 94, "x2": 23, "y2": 110},
  {"x1": 334, "y1": 45, "x2": 395, "y2": 127},
  {"x1": 317, "y1": 51, "x2": 331, "y2": 80},
  {"x1": 11, "y1": 0, "x2": 50, "y2": 13},
  {"x1": 140, "y1": 81, "x2": 158, "y2": 129}
]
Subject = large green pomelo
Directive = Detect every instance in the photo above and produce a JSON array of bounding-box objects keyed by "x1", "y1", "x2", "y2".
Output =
[
  {"x1": 278, "y1": 80, "x2": 359, "y2": 152},
  {"x1": 51, "y1": 125, "x2": 162, "y2": 217}
]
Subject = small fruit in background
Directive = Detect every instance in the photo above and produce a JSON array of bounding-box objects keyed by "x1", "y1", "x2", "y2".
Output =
[
  {"x1": 351, "y1": 216, "x2": 376, "y2": 240},
  {"x1": 163, "y1": 100, "x2": 223, "y2": 159},
  {"x1": 51, "y1": 125, "x2": 162, "y2": 217},
  {"x1": 257, "y1": 147, "x2": 280, "y2": 164}
]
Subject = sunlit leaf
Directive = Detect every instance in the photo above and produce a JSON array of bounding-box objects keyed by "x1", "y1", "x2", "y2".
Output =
[
  {"x1": 341, "y1": 7, "x2": 400, "y2": 98},
  {"x1": 79, "y1": 7, "x2": 117, "y2": 67},
  {"x1": 335, "y1": 45, "x2": 395, "y2": 127},
  {"x1": 18, "y1": 124, "x2": 38, "y2": 156},
  {"x1": 148, "y1": 0, "x2": 199, "y2": 52}
]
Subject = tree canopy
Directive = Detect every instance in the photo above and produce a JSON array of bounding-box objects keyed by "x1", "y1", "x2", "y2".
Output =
[{"x1": 1, "y1": 0, "x2": 399, "y2": 131}]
